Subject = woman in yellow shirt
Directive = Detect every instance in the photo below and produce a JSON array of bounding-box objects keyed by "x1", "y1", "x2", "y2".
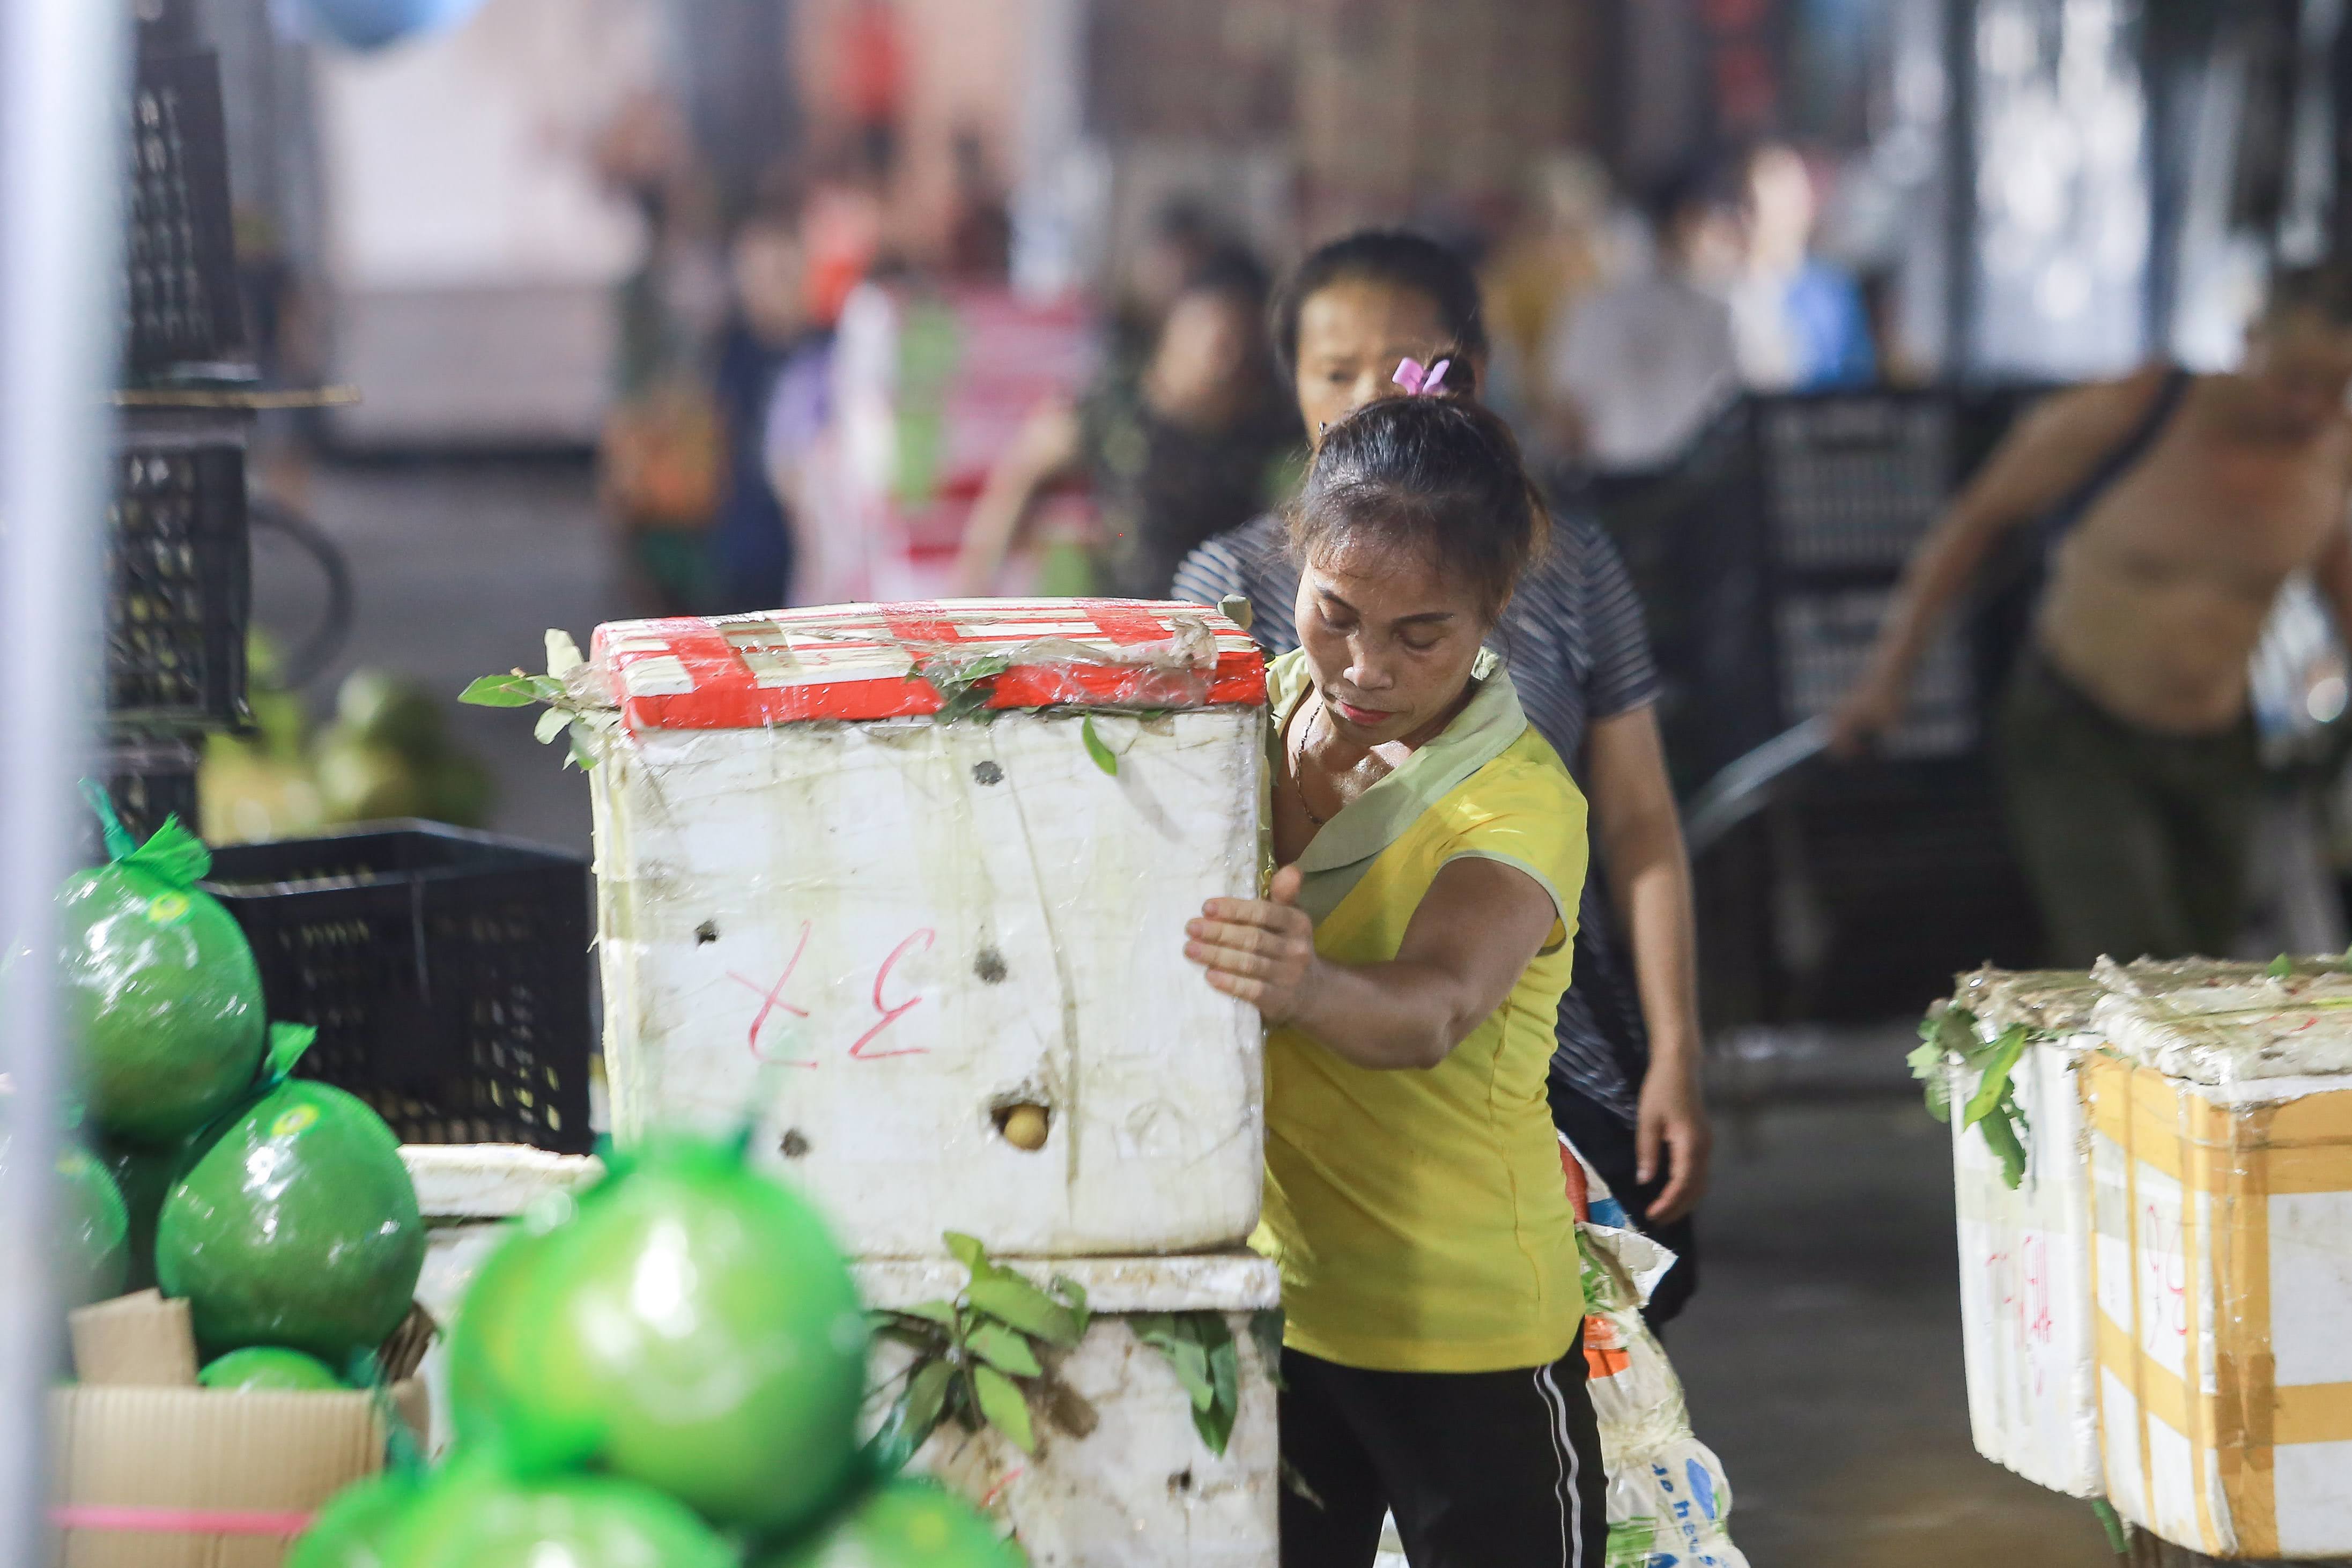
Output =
[{"x1": 1185, "y1": 378, "x2": 1606, "y2": 1567}]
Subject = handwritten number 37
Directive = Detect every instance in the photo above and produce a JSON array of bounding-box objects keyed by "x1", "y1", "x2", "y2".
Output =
[{"x1": 730, "y1": 926, "x2": 937, "y2": 1066}]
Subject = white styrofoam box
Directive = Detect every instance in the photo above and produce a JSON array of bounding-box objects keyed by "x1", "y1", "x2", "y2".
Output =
[
  {"x1": 402, "y1": 1145, "x2": 605, "y2": 1455},
  {"x1": 588, "y1": 603, "x2": 1268, "y2": 1260},
  {"x1": 858, "y1": 1252, "x2": 1279, "y2": 1568},
  {"x1": 1951, "y1": 1031, "x2": 2104, "y2": 1497},
  {"x1": 1936, "y1": 970, "x2": 2109, "y2": 1498}
]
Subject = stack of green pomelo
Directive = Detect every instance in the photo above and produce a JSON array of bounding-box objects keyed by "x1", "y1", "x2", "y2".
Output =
[
  {"x1": 50, "y1": 807, "x2": 424, "y2": 1382},
  {"x1": 289, "y1": 1129, "x2": 1026, "y2": 1568}
]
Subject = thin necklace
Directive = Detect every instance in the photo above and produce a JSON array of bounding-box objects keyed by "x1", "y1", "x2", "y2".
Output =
[{"x1": 1288, "y1": 694, "x2": 1330, "y2": 826}]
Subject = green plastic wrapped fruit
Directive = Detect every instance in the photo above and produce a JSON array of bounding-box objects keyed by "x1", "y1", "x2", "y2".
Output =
[
  {"x1": 755, "y1": 1478, "x2": 1025, "y2": 1568},
  {"x1": 5, "y1": 1137, "x2": 132, "y2": 1308},
  {"x1": 382, "y1": 1460, "x2": 735, "y2": 1568},
  {"x1": 156, "y1": 1031, "x2": 423, "y2": 1361},
  {"x1": 100, "y1": 1134, "x2": 184, "y2": 1292},
  {"x1": 60, "y1": 813, "x2": 264, "y2": 1146},
  {"x1": 467, "y1": 1132, "x2": 868, "y2": 1534},
  {"x1": 287, "y1": 1471, "x2": 423, "y2": 1568},
  {"x1": 198, "y1": 1347, "x2": 348, "y2": 1391},
  {"x1": 442, "y1": 1202, "x2": 576, "y2": 1457}
]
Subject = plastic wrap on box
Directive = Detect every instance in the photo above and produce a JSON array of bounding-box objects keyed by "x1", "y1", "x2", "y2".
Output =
[
  {"x1": 588, "y1": 601, "x2": 1270, "y2": 1258},
  {"x1": 1954, "y1": 965, "x2": 2108, "y2": 1036},
  {"x1": 2083, "y1": 1001, "x2": 2352, "y2": 1559},
  {"x1": 2092, "y1": 978, "x2": 2352, "y2": 1087},
  {"x1": 1943, "y1": 968, "x2": 2107, "y2": 1498}
]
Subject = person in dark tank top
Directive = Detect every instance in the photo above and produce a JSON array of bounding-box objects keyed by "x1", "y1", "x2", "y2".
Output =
[{"x1": 1835, "y1": 263, "x2": 2352, "y2": 965}]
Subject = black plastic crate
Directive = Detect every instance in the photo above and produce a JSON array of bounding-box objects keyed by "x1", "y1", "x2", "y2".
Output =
[
  {"x1": 109, "y1": 409, "x2": 250, "y2": 728},
  {"x1": 95, "y1": 736, "x2": 202, "y2": 857},
  {"x1": 1774, "y1": 585, "x2": 1978, "y2": 758},
  {"x1": 201, "y1": 823, "x2": 594, "y2": 1154},
  {"x1": 124, "y1": 47, "x2": 247, "y2": 379},
  {"x1": 1755, "y1": 391, "x2": 1956, "y2": 578}
]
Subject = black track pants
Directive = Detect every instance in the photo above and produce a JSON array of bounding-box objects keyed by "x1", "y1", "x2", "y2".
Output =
[{"x1": 1278, "y1": 1336, "x2": 1610, "y2": 1568}]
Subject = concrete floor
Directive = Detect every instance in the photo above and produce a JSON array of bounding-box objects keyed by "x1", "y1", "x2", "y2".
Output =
[{"x1": 261, "y1": 456, "x2": 2122, "y2": 1567}]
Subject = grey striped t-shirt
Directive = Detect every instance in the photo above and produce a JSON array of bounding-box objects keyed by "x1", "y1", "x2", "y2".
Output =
[{"x1": 1172, "y1": 510, "x2": 1662, "y2": 1122}]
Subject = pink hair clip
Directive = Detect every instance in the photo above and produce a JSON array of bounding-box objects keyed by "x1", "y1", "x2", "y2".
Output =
[{"x1": 1393, "y1": 356, "x2": 1450, "y2": 396}]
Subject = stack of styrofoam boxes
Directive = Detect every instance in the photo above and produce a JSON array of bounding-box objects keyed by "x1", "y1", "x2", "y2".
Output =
[
  {"x1": 585, "y1": 599, "x2": 1278, "y2": 1566},
  {"x1": 2085, "y1": 962, "x2": 2352, "y2": 1561},
  {"x1": 1944, "y1": 960, "x2": 2352, "y2": 1563},
  {"x1": 1943, "y1": 966, "x2": 2111, "y2": 1499}
]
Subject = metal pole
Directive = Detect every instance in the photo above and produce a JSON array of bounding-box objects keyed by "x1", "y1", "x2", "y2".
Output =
[{"x1": 0, "y1": 0, "x2": 125, "y2": 1561}]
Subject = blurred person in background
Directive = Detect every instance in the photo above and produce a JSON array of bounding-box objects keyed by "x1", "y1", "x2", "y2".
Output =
[
  {"x1": 802, "y1": 140, "x2": 891, "y2": 332},
  {"x1": 1481, "y1": 150, "x2": 1624, "y2": 452},
  {"x1": 1545, "y1": 168, "x2": 1744, "y2": 475},
  {"x1": 1176, "y1": 232, "x2": 1711, "y2": 1324},
  {"x1": 952, "y1": 250, "x2": 1301, "y2": 600},
  {"x1": 1729, "y1": 141, "x2": 1875, "y2": 391},
  {"x1": 945, "y1": 129, "x2": 1012, "y2": 283},
  {"x1": 1106, "y1": 197, "x2": 1230, "y2": 389},
  {"x1": 1832, "y1": 263, "x2": 2352, "y2": 966},
  {"x1": 838, "y1": 0, "x2": 905, "y2": 194},
  {"x1": 593, "y1": 91, "x2": 733, "y2": 614},
  {"x1": 706, "y1": 202, "x2": 826, "y2": 615}
]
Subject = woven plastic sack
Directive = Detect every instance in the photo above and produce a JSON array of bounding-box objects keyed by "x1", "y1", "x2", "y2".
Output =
[{"x1": 1564, "y1": 1135, "x2": 1750, "y2": 1568}]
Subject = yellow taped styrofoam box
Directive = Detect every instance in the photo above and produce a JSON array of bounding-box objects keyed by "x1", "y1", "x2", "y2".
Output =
[{"x1": 2083, "y1": 989, "x2": 2352, "y2": 1559}]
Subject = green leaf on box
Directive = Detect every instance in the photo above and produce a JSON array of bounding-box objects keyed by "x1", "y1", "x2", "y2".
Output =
[
  {"x1": 1082, "y1": 715, "x2": 1119, "y2": 776},
  {"x1": 459, "y1": 674, "x2": 541, "y2": 707},
  {"x1": 967, "y1": 1322, "x2": 1044, "y2": 1378},
  {"x1": 968, "y1": 1273, "x2": 1081, "y2": 1348},
  {"x1": 1050, "y1": 1274, "x2": 1091, "y2": 1337},
  {"x1": 1962, "y1": 1024, "x2": 2030, "y2": 1129},
  {"x1": 870, "y1": 1358, "x2": 955, "y2": 1475},
  {"x1": 896, "y1": 1299, "x2": 960, "y2": 1330},
  {"x1": 973, "y1": 1365, "x2": 1036, "y2": 1453}
]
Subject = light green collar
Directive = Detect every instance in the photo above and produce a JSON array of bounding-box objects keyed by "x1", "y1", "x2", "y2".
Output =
[{"x1": 1267, "y1": 647, "x2": 1530, "y2": 922}]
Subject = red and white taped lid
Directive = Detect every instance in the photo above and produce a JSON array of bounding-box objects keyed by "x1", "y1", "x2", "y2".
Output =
[{"x1": 591, "y1": 599, "x2": 1267, "y2": 731}]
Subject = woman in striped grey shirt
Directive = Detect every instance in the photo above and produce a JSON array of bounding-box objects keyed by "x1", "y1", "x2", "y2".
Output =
[{"x1": 1174, "y1": 232, "x2": 1710, "y2": 1322}]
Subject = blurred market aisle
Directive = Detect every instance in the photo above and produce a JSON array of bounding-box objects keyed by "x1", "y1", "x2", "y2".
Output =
[{"x1": 249, "y1": 455, "x2": 625, "y2": 859}]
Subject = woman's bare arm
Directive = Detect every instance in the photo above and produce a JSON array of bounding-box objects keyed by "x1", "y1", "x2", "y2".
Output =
[{"x1": 1186, "y1": 860, "x2": 1560, "y2": 1071}]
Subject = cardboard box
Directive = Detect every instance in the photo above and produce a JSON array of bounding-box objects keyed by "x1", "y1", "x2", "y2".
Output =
[
  {"x1": 2084, "y1": 1043, "x2": 2352, "y2": 1557},
  {"x1": 50, "y1": 1291, "x2": 426, "y2": 1568}
]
